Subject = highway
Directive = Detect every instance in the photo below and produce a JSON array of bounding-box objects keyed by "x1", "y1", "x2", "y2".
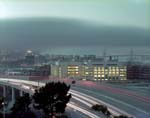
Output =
[
  {"x1": 0, "y1": 78, "x2": 103, "y2": 118},
  {"x1": 67, "y1": 79, "x2": 150, "y2": 118},
  {"x1": 1, "y1": 78, "x2": 149, "y2": 118},
  {"x1": 44, "y1": 78, "x2": 150, "y2": 118}
]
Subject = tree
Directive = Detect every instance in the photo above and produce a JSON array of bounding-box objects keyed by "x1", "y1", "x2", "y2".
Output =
[
  {"x1": 11, "y1": 93, "x2": 32, "y2": 118},
  {"x1": 33, "y1": 82, "x2": 71, "y2": 118},
  {"x1": 56, "y1": 114, "x2": 68, "y2": 118},
  {"x1": 114, "y1": 115, "x2": 133, "y2": 118},
  {"x1": 92, "y1": 104, "x2": 111, "y2": 116}
]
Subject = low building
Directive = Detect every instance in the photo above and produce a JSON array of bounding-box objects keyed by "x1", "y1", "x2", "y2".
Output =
[
  {"x1": 51, "y1": 60, "x2": 127, "y2": 81},
  {"x1": 24, "y1": 50, "x2": 35, "y2": 65},
  {"x1": 127, "y1": 64, "x2": 150, "y2": 80}
]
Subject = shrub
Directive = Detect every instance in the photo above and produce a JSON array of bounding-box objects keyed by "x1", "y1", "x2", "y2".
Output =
[{"x1": 92, "y1": 104, "x2": 110, "y2": 115}]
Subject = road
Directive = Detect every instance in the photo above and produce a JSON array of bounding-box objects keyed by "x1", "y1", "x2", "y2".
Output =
[
  {"x1": 44, "y1": 78, "x2": 150, "y2": 118},
  {"x1": 72, "y1": 80, "x2": 150, "y2": 118},
  {"x1": 1, "y1": 78, "x2": 150, "y2": 118},
  {"x1": 0, "y1": 78, "x2": 102, "y2": 118}
]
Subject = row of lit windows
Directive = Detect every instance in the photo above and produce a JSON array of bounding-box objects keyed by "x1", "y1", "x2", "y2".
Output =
[
  {"x1": 94, "y1": 76, "x2": 121, "y2": 79},
  {"x1": 67, "y1": 65, "x2": 126, "y2": 78},
  {"x1": 68, "y1": 66, "x2": 126, "y2": 71},
  {"x1": 94, "y1": 70, "x2": 120, "y2": 73},
  {"x1": 94, "y1": 68, "x2": 125, "y2": 70},
  {"x1": 68, "y1": 66, "x2": 79, "y2": 69},
  {"x1": 88, "y1": 71, "x2": 124, "y2": 74},
  {"x1": 86, "y1": 71, "x2": 125, "y2": 75},
  {"x1": 68, "y1": 69, "x2": 79, "y2": 72},
  {"x1": 68, "y1": 72, "x2": 79, "y2": 74},
  {"x1": 93, "y1": 78, "x2": 127, "y2": 81},
  {"x1": 94, "y1": 75, "x2": 105, "y2": 77},
  {"x1": 93, "y1": 73, "x2": 126, "y2": 77},
  {"x1": 94, "y1": 66, "x2": 126, "y2": 69},
  {"x1": 94, "y1": 69, "x2": 126, "y2": 72},
  {"x1": 93, "y1": 73, "x2": 125, "y2": 76}
]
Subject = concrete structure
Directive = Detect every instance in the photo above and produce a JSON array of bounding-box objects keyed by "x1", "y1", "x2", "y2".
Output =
[
  {"x1": 127, "y1": 64, "x2": 150, "y2": 80},
  {"x1": 51, "y1": 60, "x2": 127, "y2": 81},
  {"x1": 50, "y1": 54, "x2": 150, "y2": 81},
  {"x1": 0, "y1": 78, "x2": 135, "y2": 118},
  {"x1": 24, "y1": 50, "x2": 35, "y2": 65}
]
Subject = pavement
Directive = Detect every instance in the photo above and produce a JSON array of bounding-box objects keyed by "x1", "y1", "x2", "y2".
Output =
[
  {"x1": 1, "y1": 78, "x2": 150, "y2": 118},
  {"x1": 70, "y1": 80, "x2": 150, "y2": 118},
  {"x1": 43, "y1": 79, "x2": 150, "y2": 118}
]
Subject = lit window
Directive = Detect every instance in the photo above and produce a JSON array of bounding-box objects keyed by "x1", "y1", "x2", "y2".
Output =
[
  {"x1": 76, "y1": 69, "x2": 79, "y2": 71},
  {"x1": 94, "y1": 69, "x2": 97, "y2": 71},
  {"x1": 94, "y1": 72, "x2": 97, "y2": 74},
  {"x1": 94, "y1": 75, "x2": 98, "y2": 77},
  {"x1": 102, "y1": 75, "x2": 105, "y2": 77},
  {"x1": 120, "y1": 74, "x2": 125, "y2": 77}
]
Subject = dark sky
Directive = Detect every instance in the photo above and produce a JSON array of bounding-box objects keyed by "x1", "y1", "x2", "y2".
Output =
[
  {"x1": 0, "y1": 0, "x2": 149, "y2": 55},
  {"x1": 0, "y1": 18, "x2": 149, "y2": 54}
]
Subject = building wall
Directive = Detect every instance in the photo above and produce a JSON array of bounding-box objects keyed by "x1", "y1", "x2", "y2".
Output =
[
  {"x1": 51, "y1": 64, "x2": 59, "y2": 78},
  {"x1": 127, "y1": 65, "x2": 150, "y2": 80},
  {"x1": 92, "y1": 65, "x2": 126, "y2": 80},
  {"x1": 51, "y1": 61, "x2": 127, "y2": 81}
]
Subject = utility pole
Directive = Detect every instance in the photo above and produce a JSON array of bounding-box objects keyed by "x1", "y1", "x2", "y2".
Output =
[
  {"x1": 130, "y1": 48, "x2": 134, "y2": 63},
  {"x1": 103, "y1": 49, "x2": 107, "y2": 80}
]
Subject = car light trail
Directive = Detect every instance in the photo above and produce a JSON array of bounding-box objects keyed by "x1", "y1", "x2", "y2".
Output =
[
  {"x1": 0, "y1": 78, "x2": 137, "y2": 118},
  {"x1": 0, "y1": 79, "x2": 102, "y2": 118},
  {"x1": 68, "y1": 102, "x2": 100, "y2": 118},
  {"x1": 70, "y1": 89, "x2": 134, "y2": 117},
  {"x1": 72, "y1": 96, "x2": 92, "y2": 107}
]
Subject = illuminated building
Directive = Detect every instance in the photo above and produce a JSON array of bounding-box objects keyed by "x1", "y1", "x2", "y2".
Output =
[
  {"x1": 50, "y1": 60, "x2": 127, "y2": 81},
  {"x1": 67, "y1": 65, "x2": 79, "y2": 77},
  {"x1": 91, "y1": 64, "x2": 126, "y2": 81}
]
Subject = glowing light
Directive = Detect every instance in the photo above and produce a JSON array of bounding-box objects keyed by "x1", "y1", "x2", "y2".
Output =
[{"x1": 27, "y1": 50, "x2": 32, "y2": 54}]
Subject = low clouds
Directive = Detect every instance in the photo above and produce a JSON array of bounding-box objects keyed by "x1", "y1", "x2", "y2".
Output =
[{"x1": 0, "y1": 18, "x2": 149, "y2": 51}]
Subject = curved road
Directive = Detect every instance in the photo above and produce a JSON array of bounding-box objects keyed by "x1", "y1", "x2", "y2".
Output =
[
  {"x1": 0, "y1": 78, "x2": 102, "y2": 118},
  {"x1": 46, "y1": 78, "x2": 150, "y2": 118},
  {"x1": 1, "y1": 78, "x2": 149, "y2": 118}
]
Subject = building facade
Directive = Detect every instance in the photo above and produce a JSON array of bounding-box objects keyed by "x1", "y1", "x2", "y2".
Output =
[
  {"x1": 51, "y1": 60, "x2": 127, "y2": 81},
  {"x1": 127, "y1": 64, "x2": 150, "y2": 80}
]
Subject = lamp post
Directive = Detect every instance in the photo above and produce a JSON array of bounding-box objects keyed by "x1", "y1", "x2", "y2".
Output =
[
  {"x1": 3, "y1": 86, "x2": 6, "y2": 118},
  {"x1": 2, "y1": 102, "x2": 5, "y2": 118}
]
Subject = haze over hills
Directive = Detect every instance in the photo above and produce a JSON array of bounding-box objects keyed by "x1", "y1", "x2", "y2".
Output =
[{"x1": 0, "y1": 18, "x2": 149, "y2": 55}]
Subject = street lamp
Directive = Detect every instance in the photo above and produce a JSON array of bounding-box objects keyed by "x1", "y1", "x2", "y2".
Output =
[{"x1": 1, "y1": 101, "x2": 7, "y2": 118}]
